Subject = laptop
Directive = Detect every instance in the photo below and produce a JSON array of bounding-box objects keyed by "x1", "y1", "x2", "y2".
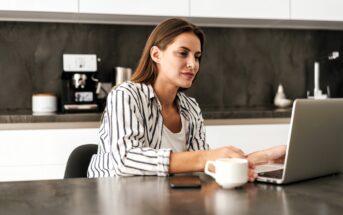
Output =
[{"x1": 256, "y1": 98, "x2": 343, "y2": 184}]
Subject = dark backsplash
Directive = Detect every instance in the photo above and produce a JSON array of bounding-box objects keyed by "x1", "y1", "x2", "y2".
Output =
[{"x1": 0, "y1": 21, "x2": 343, "y2": 111}]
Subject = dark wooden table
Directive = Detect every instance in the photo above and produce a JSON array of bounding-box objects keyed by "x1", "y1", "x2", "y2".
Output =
[{"x1": 0, "y1": 174, "x2": 342, "y2": 215}]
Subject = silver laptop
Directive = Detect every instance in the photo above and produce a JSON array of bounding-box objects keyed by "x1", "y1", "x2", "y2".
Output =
[{"x1": 256, "y1": 98, "x2": 343, "y2": 184}]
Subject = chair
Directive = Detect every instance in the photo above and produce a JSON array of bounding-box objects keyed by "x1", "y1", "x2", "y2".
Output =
[{"x1": 64, "y1": 144, "x2": 98, "y2": 179}]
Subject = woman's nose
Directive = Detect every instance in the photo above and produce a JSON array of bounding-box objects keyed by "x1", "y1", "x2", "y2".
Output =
[{"x1": 186, "y1": 56, "x2": 196, "y2": 69}]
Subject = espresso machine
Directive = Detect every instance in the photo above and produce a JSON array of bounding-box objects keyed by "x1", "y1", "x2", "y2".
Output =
[{"x1": 61, "y1": 54, "x2": 99, "y2": 113}]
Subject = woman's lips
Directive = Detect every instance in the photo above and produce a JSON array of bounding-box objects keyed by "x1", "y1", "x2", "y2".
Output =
[{"x1": 181, "y1": 72, "x2": 195, "y2": 80}]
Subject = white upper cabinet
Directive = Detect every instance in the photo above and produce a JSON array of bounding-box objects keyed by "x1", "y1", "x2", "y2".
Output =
[
  {"x1": 79, "y1": 0, "x2": 189, "y2": 17},
  {"x1": 0, "y1": 0, "x2": 78, "y2": 13},
  {"x1": 291, "y1": 0, "x2": 343, "y2": 21},
  {"x1": 190, "y1": 0, "x2": 290, "y2": 19},
  {"x1": 1, "y1": 0, "x2": 343, "y2": 30}
]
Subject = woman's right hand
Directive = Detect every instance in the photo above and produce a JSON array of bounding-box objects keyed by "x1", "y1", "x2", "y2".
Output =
[{"x1": 205, "y1": 146, "x2": 246, "y2": 161}]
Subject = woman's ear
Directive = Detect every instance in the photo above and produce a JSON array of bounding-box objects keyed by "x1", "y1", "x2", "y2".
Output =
[{"x1": 150, "y1": 46, "x2": 161, "y2": 64}]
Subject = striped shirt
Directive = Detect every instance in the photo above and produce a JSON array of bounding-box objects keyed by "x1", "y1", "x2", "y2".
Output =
[{"x1": 87, "y1": 81, "x2": 209, "y2": 177}]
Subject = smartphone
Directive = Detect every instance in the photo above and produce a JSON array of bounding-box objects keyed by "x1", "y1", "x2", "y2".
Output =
[{"x1": 169, "y1": 175, "x2": 202, "y2": 189}]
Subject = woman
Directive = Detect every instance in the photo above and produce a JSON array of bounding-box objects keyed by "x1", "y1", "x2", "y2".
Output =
[{"x1": 87, "y1": 18, "x2": 286, "y2": 179}]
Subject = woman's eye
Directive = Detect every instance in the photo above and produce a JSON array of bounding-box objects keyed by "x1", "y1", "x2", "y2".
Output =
[{"x1": 178, "y1": 52, "x2": 188, "y2": 57}]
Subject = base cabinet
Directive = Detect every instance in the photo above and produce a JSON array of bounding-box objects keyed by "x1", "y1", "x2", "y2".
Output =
[
  {"x1": 0, "y1": 128, "x2": 98, "y2": 182},
  {"x1": 206, "y1": 124, "x2": 290, "y2": 153},
  {"x1": 0, "y1": 123, "x2": 290, "y2": 181}
]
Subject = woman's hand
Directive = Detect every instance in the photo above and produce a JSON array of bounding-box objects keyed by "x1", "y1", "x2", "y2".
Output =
[
  {"x1": 171, "y1": 146, "x2": 247, "y2": 173},
  {"x1": 205, "y1": 146, "x2": 246, "y2": 161},
  {"x1": 246, "y1": 145, "x2": 287, "y2": 166},
  {"x1": 245, "y1": 145, "x2": 287, "y2": 182}
]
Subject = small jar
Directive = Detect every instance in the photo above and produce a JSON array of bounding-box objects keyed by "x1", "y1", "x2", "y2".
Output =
[{"x1": 32, "y1": 94, "x2": 57, "y2": 115}]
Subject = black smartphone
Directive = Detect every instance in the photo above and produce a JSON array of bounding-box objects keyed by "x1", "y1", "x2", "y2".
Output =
[{"x1": 169, "y1": 175, "x2": 202, "y2": 189}]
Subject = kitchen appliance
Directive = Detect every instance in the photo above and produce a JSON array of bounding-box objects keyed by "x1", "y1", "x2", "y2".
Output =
[
  {"x1": 61, "y1": 54, "x2": 99, "y2": 113},
  {"x1": 308, "y1": 51, "x2": 340, "y2": 99},
  {"x1": 115, "y1": 66, "x2": 132, "y2": 86}
]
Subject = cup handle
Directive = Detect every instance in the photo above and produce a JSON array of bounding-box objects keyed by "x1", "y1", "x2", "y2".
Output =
[{"x1": 204, "y1": 160, "x2": 216, "y2": 178}]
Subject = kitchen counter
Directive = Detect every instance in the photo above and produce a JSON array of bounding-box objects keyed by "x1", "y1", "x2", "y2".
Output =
[
  {"x1": 0, "y1": 112, "x2": 102, "y2": 130},
  {"x1": 202, "y1": 106, "x2": 291, "y2": 119},
  {"x1": 0, "y1": 112, "x2": 101, "y2": 124},
  {"x1": 0, "y1": 107, "x2": 291, "y2": 124}
]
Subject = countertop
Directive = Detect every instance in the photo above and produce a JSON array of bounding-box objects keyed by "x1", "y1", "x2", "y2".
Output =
[
  {"x1": 201, "y1": 106, "x2": 291, "y2": 119},
  {"x1": 0, "y1": 173, "x2": 342, "y2": 215},
  {"x1": 0, "y1": 107, "x2": 291, "y2": 124},
  {"x1": 0, "y1": 112, "x2": 102, "y2": 124}
]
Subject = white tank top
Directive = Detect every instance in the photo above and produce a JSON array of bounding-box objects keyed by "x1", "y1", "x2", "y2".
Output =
[{"x1": 161, "y1": 114, "x2": 187, "y2": 152}]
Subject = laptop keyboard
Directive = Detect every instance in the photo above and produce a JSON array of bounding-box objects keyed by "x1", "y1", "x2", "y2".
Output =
[
  {"x1": 255, "y1": 164, "x2": 284, "y2": 174},
  {"x1": 258, "y1": 169, "x2": 284, "y2": 179}
]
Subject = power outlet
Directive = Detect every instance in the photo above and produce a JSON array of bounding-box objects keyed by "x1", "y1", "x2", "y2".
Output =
[{"x1": 63, "y1": 54, "x2": 97, "y2": 72}]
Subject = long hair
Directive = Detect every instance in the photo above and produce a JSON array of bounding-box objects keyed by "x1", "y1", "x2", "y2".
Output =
[{"x1": 131, "y1": 18, "x2": 205, "y2": 85}]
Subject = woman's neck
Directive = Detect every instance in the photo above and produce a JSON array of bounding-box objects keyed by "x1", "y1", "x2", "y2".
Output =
[{"x1": 153, "y1": 81, "x2": 178, "y2": 109}]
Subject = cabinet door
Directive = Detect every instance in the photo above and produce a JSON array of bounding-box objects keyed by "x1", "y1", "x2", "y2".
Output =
[
  {"x1": 79, "y1": 0, "x2": 189, "y2": 17},
  {"x1": 0, "y1": 128, "x2": 98, "y2": 181},
  {"x1": 291, "y1": 0, "x2": 343, "y2": 21},
  {"x1": 0, "y1": 0, "x2": 78, "y2": 13},
  {"x1": 190, "y1": 0, "x2": 289, "y2": 19}
]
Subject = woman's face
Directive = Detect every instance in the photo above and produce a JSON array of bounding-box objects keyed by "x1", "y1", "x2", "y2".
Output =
[{"x1": 152, "y1": 32, "x2": 202, "y2": 89}]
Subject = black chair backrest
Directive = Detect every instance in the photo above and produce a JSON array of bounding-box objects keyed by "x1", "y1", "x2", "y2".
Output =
[{"x1": 64, "y1": 144, "x2": 98, "y2": 179}]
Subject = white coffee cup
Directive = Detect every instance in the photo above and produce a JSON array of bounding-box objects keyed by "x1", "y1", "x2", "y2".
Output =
[{"x1": 205, "y1": 158, "x2": 248, "y2": 189}]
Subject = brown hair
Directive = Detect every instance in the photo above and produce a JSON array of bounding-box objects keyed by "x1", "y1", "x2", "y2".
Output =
[{"x1": 131, "y1": 18, "x2": 205, "y2": 85}]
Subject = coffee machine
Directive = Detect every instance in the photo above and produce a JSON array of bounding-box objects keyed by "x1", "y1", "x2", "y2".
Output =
[{"x1": 61, "y1": 54, "x2": 99, "y2": 113}]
